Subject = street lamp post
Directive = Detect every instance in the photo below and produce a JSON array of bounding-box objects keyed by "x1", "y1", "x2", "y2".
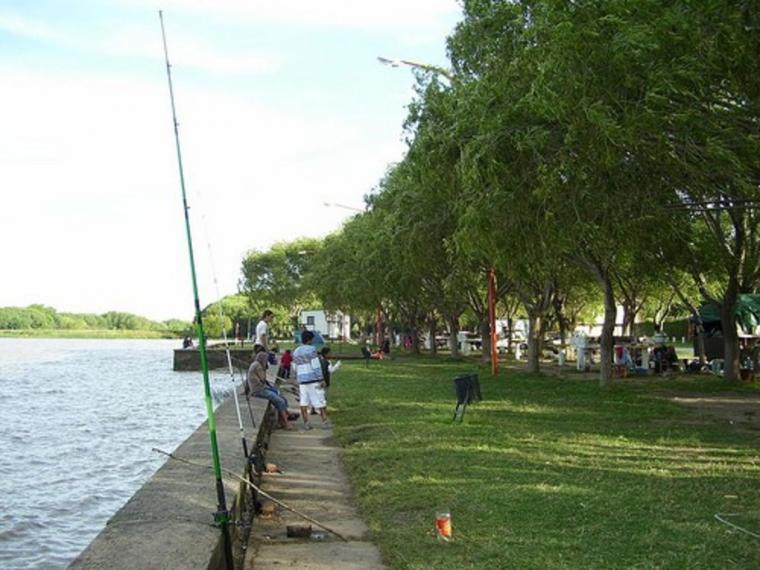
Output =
[
  {"x1": 377, "y1": 56, "x2": 455, "y2": 81},
  {"x1": 323, "y1": 202, "x2": 364, "y2": 213}
]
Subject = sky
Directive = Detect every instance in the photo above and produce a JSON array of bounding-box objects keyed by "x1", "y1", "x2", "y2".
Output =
[{"x1": 0, "y1": 0, "x2": 462, "y2": 321}]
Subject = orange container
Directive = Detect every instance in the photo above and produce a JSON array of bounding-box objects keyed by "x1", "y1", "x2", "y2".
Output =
[{"x1": 435, "y1": 511, "x2": 452, "y2": 541}]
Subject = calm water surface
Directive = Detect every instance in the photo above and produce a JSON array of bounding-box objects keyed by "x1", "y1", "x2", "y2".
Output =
[{"x1": 0, "y1": 339, "x2": 241, "y2": 569}]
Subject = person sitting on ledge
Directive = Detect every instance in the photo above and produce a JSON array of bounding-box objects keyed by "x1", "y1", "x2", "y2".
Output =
[
  {"x1": 182, "y1": 336, "x2": 194, "y2": 349},
  {"x1": 246, "y1": 349, "x2": 293, "y2": 430}
]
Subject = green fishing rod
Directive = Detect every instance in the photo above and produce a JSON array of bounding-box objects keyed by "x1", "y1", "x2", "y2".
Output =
[{"x1": 159, "y1": 11, "x2": 234, "y2": 570}]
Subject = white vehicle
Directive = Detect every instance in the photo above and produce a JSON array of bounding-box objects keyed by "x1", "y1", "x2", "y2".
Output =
[
  {"x1": 457, "y1": 331, "x2": 483, "y2": 351},
  {"x1": 496, "y1": 330, "x2": 526, "y2": 353}
]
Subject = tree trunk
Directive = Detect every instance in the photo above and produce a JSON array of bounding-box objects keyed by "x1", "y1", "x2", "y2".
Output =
[
  {"x1": 479, "y1": 320, "x2": 491, "y2": 364},
  {"x1": 721, "y1": 281, "x2": 740, "y2": 383},
  {"x1": 506, "y1": 317, "x2": 514, "y2": 354},
  {"x1": 599, "y1": 273, "x2": 616, "y2": 387},
  {"x1": 653, "y1": 310, "x2": 666, "y2": 334},
  {"x1": 553, "y1": 297, "x2": 568, "y2": 347},
  {"x1": 695, "y1": 326, "x2": 706, "y2": 365},
  {"x1": 671, "y1": 285, "x2": 706, "y2": 365},
  {"x1": 428, "y1": 318, "x2": 437, "y2": 356},
  {"x1": 526, "y1": 313, "x2": 543, "y2": 373},
  {"x1": 621, "y1": 301, "x2": 636, "y2": 337},
  {"x1": 448, "y1": 315, "x2": 460, "y2": 358},
  {"x1": 410, "y1": 325, "x2": 420, "y2": 355}
]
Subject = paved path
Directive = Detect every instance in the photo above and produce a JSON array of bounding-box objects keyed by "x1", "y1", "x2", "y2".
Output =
[{"x1": 244, "y1": 423, "x2": 386, "y2": 570}]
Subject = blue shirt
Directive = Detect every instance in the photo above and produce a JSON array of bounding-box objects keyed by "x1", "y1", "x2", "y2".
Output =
[{"x1": 292, "y1": 344, "x2": 323, "y2": 384}]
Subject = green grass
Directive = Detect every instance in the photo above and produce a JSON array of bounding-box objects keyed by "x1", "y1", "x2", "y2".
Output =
[
  {"x1": 0, "y1": 328, "x2": 177, "y2": 339},
  {"x1": 330, "y1": 359, "x2": 760, "y2": 569},
  {"x1": 273, "y1": 340, "x2": 365, "y2": 356}
]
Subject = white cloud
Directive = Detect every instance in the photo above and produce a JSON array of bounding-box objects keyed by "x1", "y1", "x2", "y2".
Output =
[
  {"x1": 0, "y1": 68, "x2": 405, "y2": 320},
  {"x1": 0, "y1": 2, "x2": 454, "y2": 320},
  {"x1": 0, "y1": 12, "x2": 66, "y2": 42},
  {"x1": 0, "y1": 11, "x2": 279, "y2": 76},
  {"x1": 107, "y1": 25, "x2": 280, "y2": 74},
  {"x1": 128, "y1": 0, "x2": 461, "y2": 33}
]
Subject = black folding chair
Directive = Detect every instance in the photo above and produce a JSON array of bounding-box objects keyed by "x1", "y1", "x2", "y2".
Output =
[{"x1": 452, "y1": 374, "x2": 482, "y2": 422}]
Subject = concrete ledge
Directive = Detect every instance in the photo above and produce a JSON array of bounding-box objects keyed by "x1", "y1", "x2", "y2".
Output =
[
  {"x1": 69, "y1": 394, "x2": 273, "y2": 569},
  {"x1": 174, "y1": 348, "x2": 254, "y2": 371},
  {"x1": 174, "y1": 348, "x2": 367, "y2": 371}
]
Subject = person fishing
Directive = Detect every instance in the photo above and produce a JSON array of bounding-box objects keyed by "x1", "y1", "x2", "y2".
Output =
[{"x1": 246, "y1": 348, "x2": 292, "y2": 430}]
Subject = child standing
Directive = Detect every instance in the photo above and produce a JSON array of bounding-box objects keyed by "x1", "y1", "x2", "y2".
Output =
[
  {"x1": 278, "y1": 348, "x2": 293, "y2": 379},
  {"x1": 319, "y1": 347, "x2": 331, "y2": 390}
]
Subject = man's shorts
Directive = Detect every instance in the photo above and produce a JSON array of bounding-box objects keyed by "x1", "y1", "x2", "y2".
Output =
[{"x1": 299, "y1": 382, "x2": 326, "y2": 408}]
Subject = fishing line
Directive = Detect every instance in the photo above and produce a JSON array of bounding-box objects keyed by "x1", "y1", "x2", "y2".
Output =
[
  {"x1": 159, "y1": 11, "x2": 234, "y2": 570},
  {"x1": 151, "y1": 8, "x2": 252, "y2": 457},
  {"x1": 194, "y1": 195, "x2": 252, "y2": 457},
  {"x1": 714, "y1": 512, "x2": 760, "y2": 539},
  {"x1": 160, "y1": 56, "x2": 255, "y2": 453}
]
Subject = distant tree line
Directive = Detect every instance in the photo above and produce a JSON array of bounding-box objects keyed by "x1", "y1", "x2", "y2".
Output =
[{"x1": 0, "y1": 304, "x2": 192, "y2": 335}]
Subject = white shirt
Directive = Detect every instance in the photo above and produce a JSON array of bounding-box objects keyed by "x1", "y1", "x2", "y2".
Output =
[{"x1": 255, "y1": 319, "x2": 269, "y2": 347}]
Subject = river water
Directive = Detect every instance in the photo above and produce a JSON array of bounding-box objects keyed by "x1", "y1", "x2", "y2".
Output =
[{"x1": 0, "y1": 339, "x2": 242, "y2": 569}]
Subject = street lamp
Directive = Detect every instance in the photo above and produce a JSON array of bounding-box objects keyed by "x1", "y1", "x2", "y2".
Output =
[
  {"x1": 377, "y1": 56, "x2": 455, "y2": 81},
  {"x1": 323, "y1": 202, "x2": 364, "y2": 213}
]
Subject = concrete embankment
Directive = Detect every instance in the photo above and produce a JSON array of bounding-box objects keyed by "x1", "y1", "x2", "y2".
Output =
[
  {"x1": 69, "y1": 395, "x2": 273, "y2": 569},
  {"x1": 174, "y1": 347, "x2": 255, "y2": 371},
  {"x1": 174, "y1": 347, "x2": 366, "y2": 371}
]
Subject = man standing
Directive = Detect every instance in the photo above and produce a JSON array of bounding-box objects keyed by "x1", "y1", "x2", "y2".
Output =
[
  {"x1": 293, "y1": 330, "x2": 330, "y2": 430},
  {"x1": 254, "y1": 310, "x2": 274, "y2": 353}
]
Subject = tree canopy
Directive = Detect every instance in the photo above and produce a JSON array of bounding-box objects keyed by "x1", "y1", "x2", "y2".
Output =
[{"x1": 236, "y1": 0, "x2": 758, "y2": 383}]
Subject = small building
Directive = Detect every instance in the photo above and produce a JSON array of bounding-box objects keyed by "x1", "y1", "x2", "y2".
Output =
[{"x1": 299, "y1": 310, "x2": 351, "y2": 340}]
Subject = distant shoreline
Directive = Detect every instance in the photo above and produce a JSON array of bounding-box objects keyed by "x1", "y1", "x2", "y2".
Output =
[{"x1": 0, "y1": 329, "x2": 180, "y2": 339}]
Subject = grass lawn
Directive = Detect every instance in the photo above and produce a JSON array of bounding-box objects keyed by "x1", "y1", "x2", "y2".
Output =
[
  {"x1": 273, "y1": 339, "x2": 365, "y2": 356},
  {"x1": 330, "y1": 358, "x2": 760, "y2": 569}
]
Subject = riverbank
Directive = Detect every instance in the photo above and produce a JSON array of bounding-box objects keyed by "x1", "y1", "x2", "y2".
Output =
[{"x1": 0, "y1": 329, "x2": 179, "y2": 339}]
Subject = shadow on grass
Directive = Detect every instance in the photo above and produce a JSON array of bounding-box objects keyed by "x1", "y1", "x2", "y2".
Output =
[{"x1": 331, "y1": 359, "x2": 760, "y2": 569}]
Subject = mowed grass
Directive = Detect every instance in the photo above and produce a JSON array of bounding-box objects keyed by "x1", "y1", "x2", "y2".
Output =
[{"x1": 330, "y1": 359, "x2": 760, "y2": 569}]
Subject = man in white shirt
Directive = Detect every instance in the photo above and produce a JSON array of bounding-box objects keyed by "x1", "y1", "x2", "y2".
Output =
[{"x1": 254, "y1": 310, "x2": 274, "y2": 352}]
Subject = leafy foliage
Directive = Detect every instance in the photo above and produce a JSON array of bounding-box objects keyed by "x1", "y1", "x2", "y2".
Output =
[{"x1": 0, "y1": 305, "x2": 191, "y2": 335}]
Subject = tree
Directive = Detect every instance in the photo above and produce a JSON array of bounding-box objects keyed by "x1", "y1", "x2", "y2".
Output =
[{"x1": 240, "y1": 237, "x2": 323, "y2": 329}]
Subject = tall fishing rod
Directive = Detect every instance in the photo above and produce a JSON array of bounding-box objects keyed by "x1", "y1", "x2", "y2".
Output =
[
  {"x1": 159, "y1": 11, "x2": 234, "y2": 570},
  {"x1": 207, "y1": 249, "x2": 250, "y2": 457},
  {"x1": 173, "y1": 95, "x2": 255, "y2": 453}
]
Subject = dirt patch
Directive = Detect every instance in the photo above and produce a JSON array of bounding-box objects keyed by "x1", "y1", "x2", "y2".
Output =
[{"x1": 664, "y1": 393, "x2": 760, "y2": 431}]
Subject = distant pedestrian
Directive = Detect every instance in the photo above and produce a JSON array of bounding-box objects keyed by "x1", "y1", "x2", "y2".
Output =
[{"x1": 293, "y1": 330, "x2": 330, "y2": 430}]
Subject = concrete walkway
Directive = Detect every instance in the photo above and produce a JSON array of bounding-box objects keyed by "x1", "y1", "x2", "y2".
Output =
[{"x1": 244, "y1": 423, "x2": 386, "y2": 570}]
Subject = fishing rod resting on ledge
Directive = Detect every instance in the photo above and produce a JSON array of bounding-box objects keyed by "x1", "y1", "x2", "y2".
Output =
[{"x1": 158, "y1": 11, "x2": 235, "y2": 570}]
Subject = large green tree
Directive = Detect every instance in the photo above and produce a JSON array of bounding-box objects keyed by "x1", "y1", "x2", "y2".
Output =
[{"x1": 240, "y1": 237, "x2": 322, "y2": 329}]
